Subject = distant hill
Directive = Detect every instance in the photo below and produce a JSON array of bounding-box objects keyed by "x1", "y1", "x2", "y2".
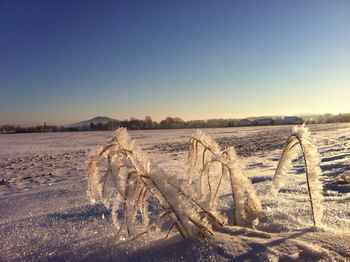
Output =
[{"x1": 70, "y1": 116, "x2": 116, "y2": 127}]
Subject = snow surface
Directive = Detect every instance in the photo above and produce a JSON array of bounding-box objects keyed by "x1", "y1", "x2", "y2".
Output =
[{"x1": 0, "y1": 124, "x2": 349, "y2": 261}]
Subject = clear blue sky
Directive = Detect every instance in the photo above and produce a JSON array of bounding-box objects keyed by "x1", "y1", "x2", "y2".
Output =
[{"x1": 1, "y1": 0, "x2": 349, "y2": 125}]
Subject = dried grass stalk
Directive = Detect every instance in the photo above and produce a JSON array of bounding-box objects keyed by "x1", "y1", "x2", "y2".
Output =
[{"x1": 272, "y1": 124, "x2": 323, "y2": 226}]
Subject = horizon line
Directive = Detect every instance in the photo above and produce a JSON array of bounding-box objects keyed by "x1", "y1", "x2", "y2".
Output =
[{"x1": 2, "y1": 111, "x2": 349, "y2": 127}]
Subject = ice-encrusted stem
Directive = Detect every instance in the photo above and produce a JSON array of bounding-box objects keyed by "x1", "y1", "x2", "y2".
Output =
[{"x1": 272, "y1": 125, "x2": 323, "y2": 226}]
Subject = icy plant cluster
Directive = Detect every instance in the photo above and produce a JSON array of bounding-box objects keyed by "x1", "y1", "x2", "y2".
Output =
[
  {"x1": 186, "y1": 130, "x2": 262, "y2": 227},
  {"x1": 87, "y1": 128, "x2": 223, "y2": 239},
  {"x1": 86, "y1": 124, "x2": 323, "y2": 241}
]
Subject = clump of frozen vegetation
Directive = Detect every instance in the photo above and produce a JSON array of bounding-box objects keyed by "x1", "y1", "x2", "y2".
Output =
[
  {"x1": 87, "y1": 124, "x2": 323, "y2": 240},
  {"x1": 272, "y1": 124, "x2": 323, "y2": 226},
  {"x1": 87, "y1": 128, "x2": 223, "y2": 239},
  {"x1": 186, "y1": 130, "x2": 261, "y2": 227}
]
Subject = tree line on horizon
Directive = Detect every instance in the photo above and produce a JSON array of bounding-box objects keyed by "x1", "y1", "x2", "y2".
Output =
[{"x1": 1, "y1": 113, "x2": 350, "y2": 134}]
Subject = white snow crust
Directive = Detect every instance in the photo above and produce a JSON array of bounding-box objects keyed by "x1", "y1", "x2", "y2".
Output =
[{"x1": 0, "y1": 124, "x2": 349, "y2": 261}]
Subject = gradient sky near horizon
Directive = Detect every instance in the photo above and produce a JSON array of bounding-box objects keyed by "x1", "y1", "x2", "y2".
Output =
[{"x1": 1, "y1": 0, "x2": 349, "y2": 125}]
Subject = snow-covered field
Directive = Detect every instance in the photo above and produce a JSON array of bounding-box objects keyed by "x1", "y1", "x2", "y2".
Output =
[{"x1": 0, "y1": 124, "x2": 349, "y2": 261}]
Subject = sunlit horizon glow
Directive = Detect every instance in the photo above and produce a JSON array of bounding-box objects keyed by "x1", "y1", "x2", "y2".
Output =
[{"x1": 1, "y1": 1, "x2": 349, "y2": 126}]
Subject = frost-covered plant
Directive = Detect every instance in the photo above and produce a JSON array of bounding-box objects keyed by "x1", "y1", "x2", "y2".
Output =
[
  {"x1": 186, "y1": 130, "x2": 262, "y2": 227},
  {"x1": 272, "y1": 124, "x2": 323, "y2": 226},
  {"x1": 86, "y1": 128, "x2": 222, "y2": 240},
  {"x1": 87, "y1": 125, "x2": 323, "y2": 240}
]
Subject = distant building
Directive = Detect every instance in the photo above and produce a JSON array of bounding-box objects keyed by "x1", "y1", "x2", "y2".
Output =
[
  {"x1": 253, "y1": 118, "x2": 273, "y2": 126},
  {"x1": 283, "y1": 116, "x2": 303, "y2": 125},
  {"x1": 239, "y1": 119, "x2": 252, "y2": 126}
]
